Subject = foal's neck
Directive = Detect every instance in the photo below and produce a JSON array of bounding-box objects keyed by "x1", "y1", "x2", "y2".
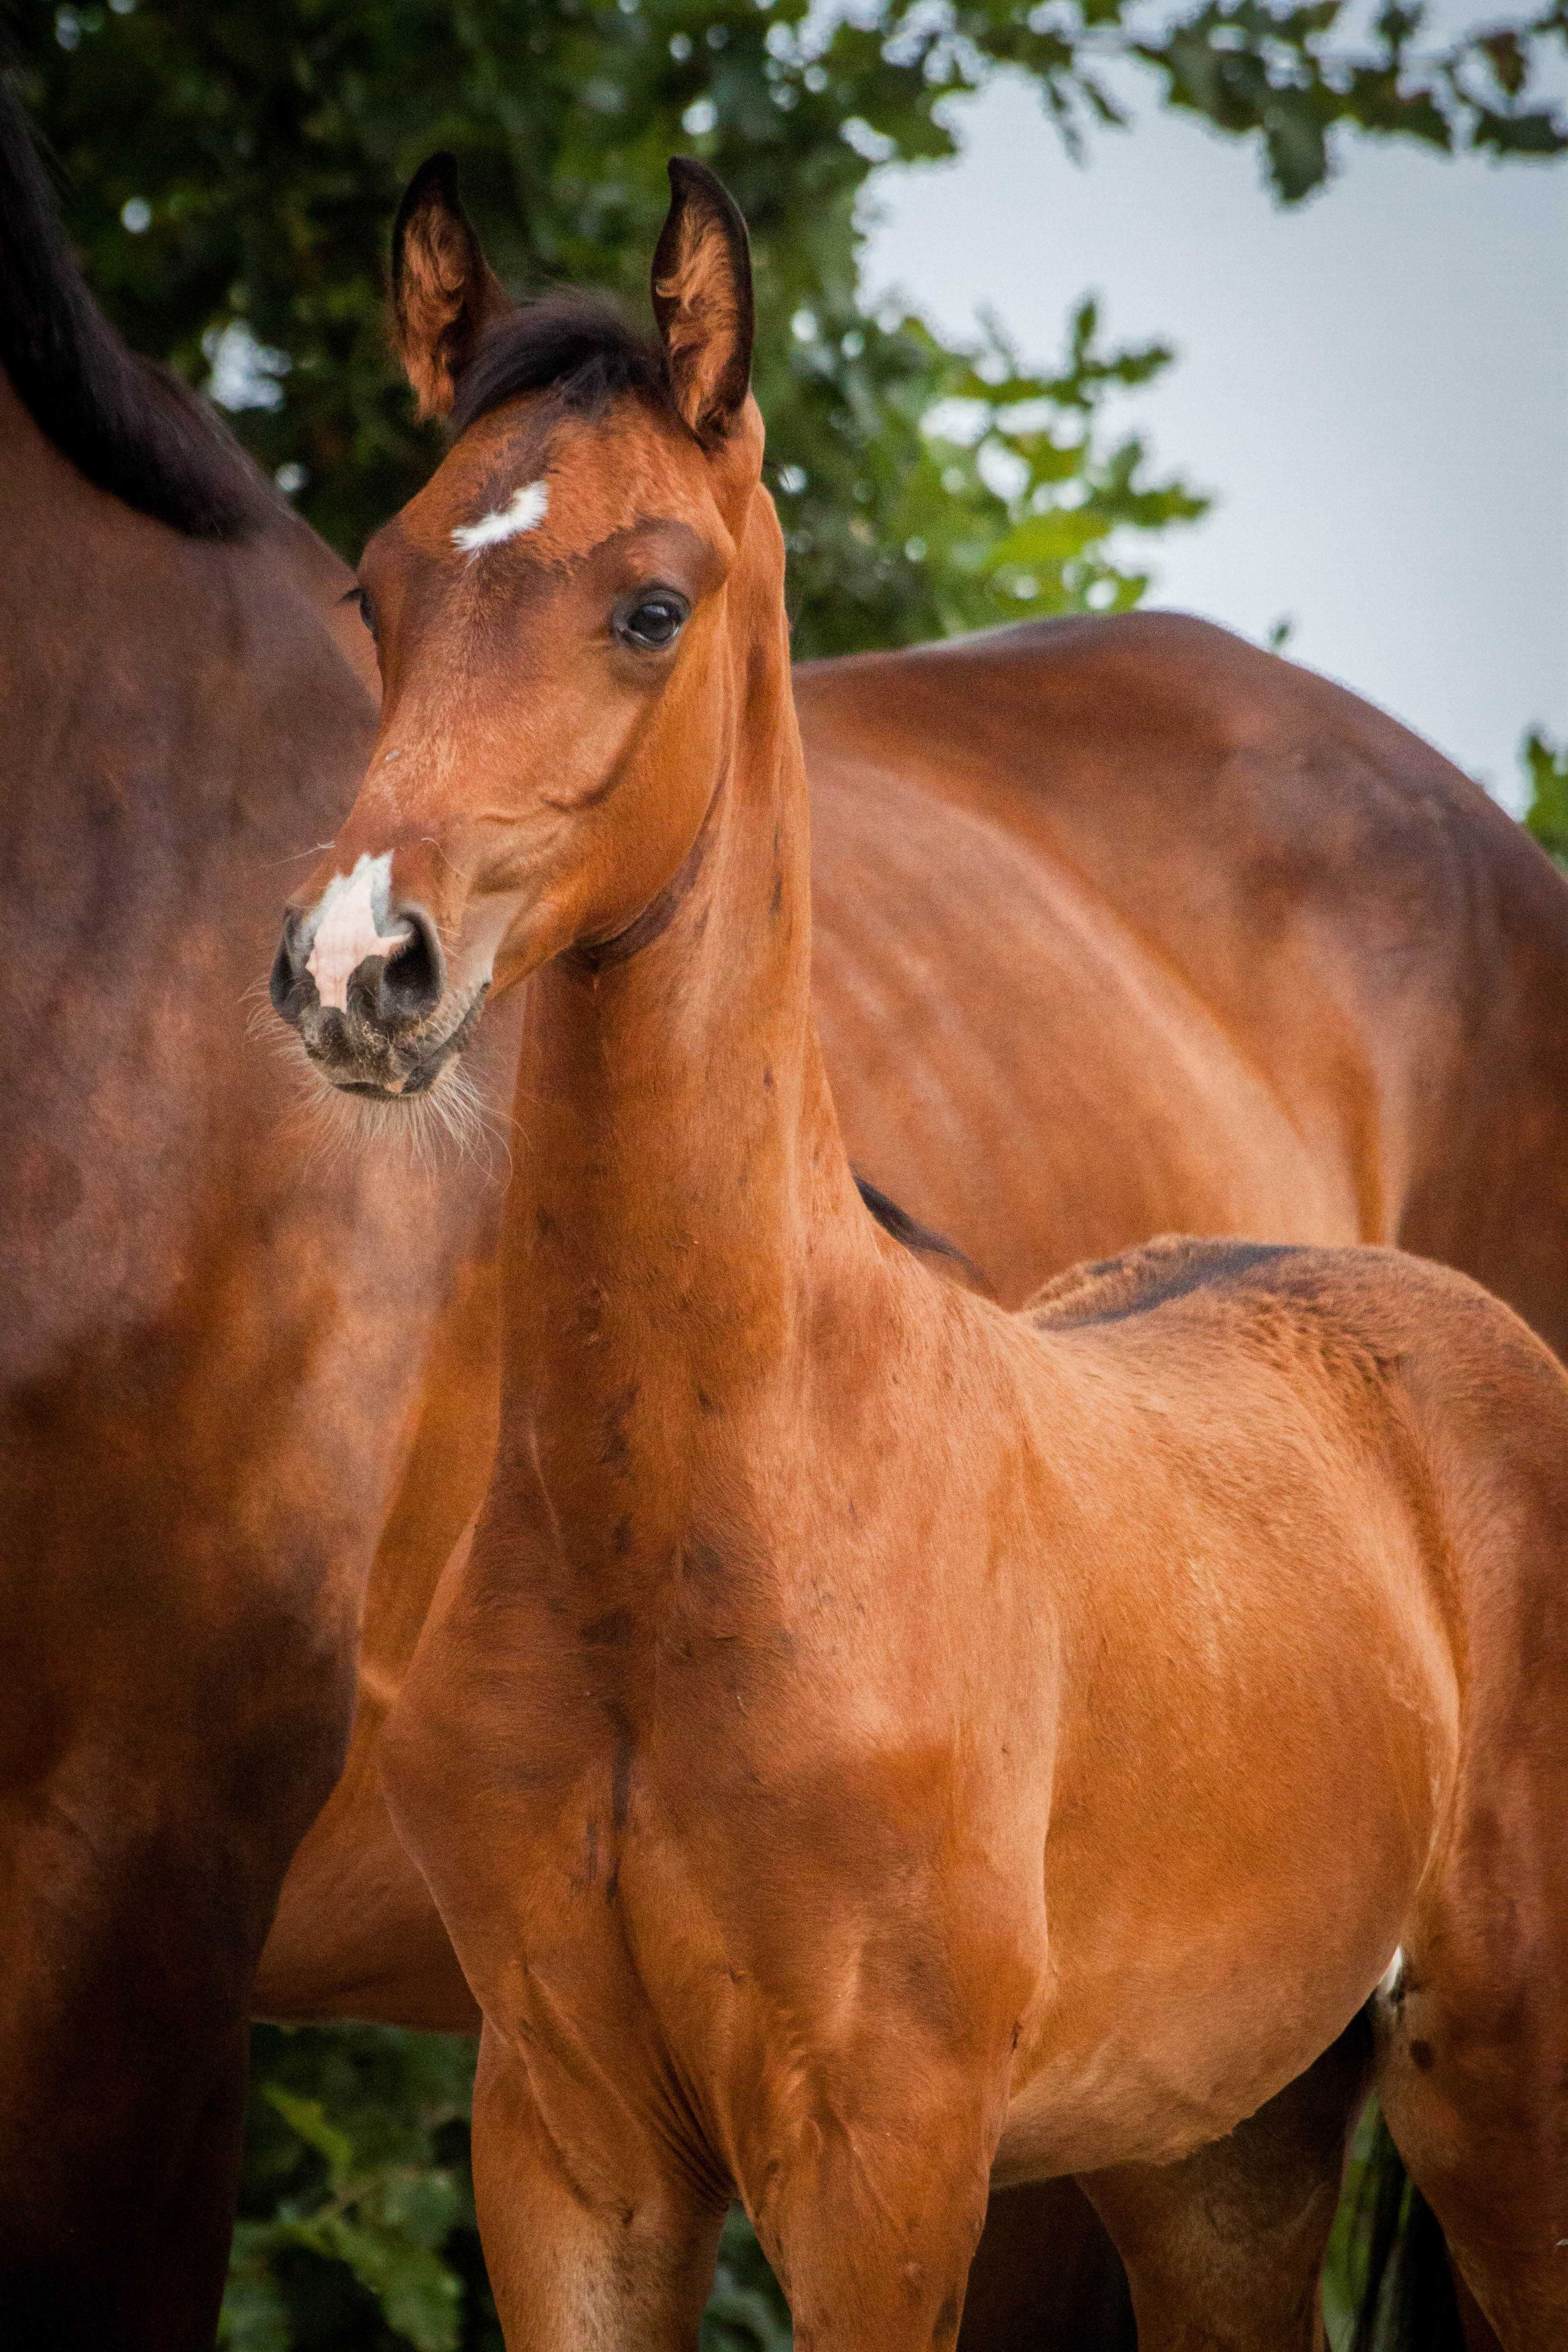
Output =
[{"x1": 499, "y1": 498, "x2": 865, "y2": 1552}]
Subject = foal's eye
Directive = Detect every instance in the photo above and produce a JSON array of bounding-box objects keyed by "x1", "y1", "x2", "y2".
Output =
[
  {"x1": 347, "y1": 586, "x2": 376, "y2": 637},
  {"x1": 614, "y1": 589, "x2": 689, "y2": 652}
]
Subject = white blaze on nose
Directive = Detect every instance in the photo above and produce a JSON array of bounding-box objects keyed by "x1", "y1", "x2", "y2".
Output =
[
  {"x1": 305, "y1": 852, "x2": 411, "y2": 1013},
  {"x1": 451, "y1": 478, "x2": 549, "y2": 557}
]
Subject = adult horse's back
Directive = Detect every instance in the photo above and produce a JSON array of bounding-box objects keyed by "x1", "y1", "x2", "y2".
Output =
[
  {"x1": 0, "y1": 94, "x2": 511, "y2": 2344},
  {"x1": 798, "y1": 613, "x2": 1568, "y2": 1359}
]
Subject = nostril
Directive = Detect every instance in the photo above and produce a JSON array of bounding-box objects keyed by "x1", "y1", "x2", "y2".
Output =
[
  {"x1": 269, "y1": 910, "x2": 306, "y2": 1022},
  {"x1": 377, "y1": 906, "x2": 444, "y2": 1025}
]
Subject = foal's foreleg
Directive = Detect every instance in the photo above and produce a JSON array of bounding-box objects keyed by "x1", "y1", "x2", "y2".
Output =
[
  {"x1": 470, "y1": 2024, "x2": 728, "y2": 2352},
  {"x1": 1078, "y1": 2021, "x2": 1372, "y2": 2352},
  {"x1": 730, "y1": 2064, "x2": 1010, "y2": 2352}
]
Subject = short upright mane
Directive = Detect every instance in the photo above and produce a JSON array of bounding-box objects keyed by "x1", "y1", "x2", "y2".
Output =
[
  {"x1": 451, "y1": 291, "x2": 674, "y2": 437},
  {"x1": 0, "y1": 81, "x2": 271, "y2": 539}
]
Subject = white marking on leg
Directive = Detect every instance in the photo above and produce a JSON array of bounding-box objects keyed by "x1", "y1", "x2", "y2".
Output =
[
  {"x1": 451, "y1": 478, "x2": 549, "y2": 557},
  {"x1": 1376, "y1": 1947, "x2": 1405, "y2": 2001},
  {"x1": 304, "y1": 852, "x2": 410, "y2": 1012}
]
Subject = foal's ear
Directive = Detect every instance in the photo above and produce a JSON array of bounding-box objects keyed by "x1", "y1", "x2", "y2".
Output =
[
  {"x1": 392, "y1": 153, "x2": 513, "y2": 420},
  {"x1": 650, "y1": 159, "x2": 754, "y2": 445}
]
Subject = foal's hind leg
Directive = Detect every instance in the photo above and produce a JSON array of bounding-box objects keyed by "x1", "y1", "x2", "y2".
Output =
[
  {"x1": 1078, "y1": 2021, "x2": 1372, "y2": 2351},
  {"x1": 1372, "y1": 1351, "x2": 1568, "y2": 2348},
  {"x1": 1374, "y1": 1898, "x2": 1568, "y2": 2344}
]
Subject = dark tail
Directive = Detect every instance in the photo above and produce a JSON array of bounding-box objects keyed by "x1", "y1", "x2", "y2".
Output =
[{"x1": 1347, "y1": 2112, "x2": 1465, "y2": 2352}]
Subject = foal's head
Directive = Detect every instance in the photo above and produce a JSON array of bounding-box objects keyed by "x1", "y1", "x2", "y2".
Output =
[{"x1": 270, "y1": 156, "x2": 769, "y2": 1105}]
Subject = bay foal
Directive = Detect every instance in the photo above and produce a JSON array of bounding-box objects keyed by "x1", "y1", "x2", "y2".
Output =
[{"x1": 275, "y1": 161, "x2": 1568, "y2": 2347}]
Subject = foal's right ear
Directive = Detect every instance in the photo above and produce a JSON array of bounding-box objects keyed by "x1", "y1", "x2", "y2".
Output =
[{"x1": 392, "y1": 153, "x2": 513, "y2": 420}]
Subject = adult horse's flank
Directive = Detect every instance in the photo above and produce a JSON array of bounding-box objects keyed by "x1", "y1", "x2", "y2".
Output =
[{"x1": 274, "y1": 160, "x2": 1568, "y2": 2348}]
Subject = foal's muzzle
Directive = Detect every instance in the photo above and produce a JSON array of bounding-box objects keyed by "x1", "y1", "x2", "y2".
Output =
[{"x1": 270, "y1": 904, "x2": 455, "y2": 1096}]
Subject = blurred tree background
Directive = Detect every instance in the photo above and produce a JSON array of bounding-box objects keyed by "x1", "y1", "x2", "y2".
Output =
[
  {"x1": 7, "y1": 0, "x2": 1564, "y2": 2341},
  {"x1": 9, "y1": 0, "x2": 1565, "y2": 653}
]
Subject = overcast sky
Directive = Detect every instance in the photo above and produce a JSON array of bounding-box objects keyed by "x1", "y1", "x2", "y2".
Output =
[{"x1": 861, "y1": 78, "x2": 1567, "y2": 806}]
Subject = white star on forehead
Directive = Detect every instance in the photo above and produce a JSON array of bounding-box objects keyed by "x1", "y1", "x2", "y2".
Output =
[{"x1": 451, "y1": 479, "x2": 550, "y2": 558}]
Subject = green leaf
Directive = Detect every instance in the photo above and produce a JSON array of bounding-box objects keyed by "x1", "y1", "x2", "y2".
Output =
[
  {"x1": 312, "y1": 2216, "x2": 464, "y2": 2352},
  {"x1": 217, "y1": 2238, "x2": 293, "y2": 2352},
  {"x1": 1523, "y1": 729, "x2": 1568, "y2": 867},
  {"x1": 262, "y1": 2087, "x2": 355, "y2": 2189},
  {"x1": 987, "y1": 508, "x2": 1111, "y2": 571},
  {"x1": 375, "y1": 2164, "x2": 465, "y2": 2252}
]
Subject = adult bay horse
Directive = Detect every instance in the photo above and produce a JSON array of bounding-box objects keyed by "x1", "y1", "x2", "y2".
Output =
[
  {"x1": 0, "y1": 89, "x2": 530, "y2": 2345},
  {"x1": 271, "y1": 156, "x2": 1568, "y2": 2350}
]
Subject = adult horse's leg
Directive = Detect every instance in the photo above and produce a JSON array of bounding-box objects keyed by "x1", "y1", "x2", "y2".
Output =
[
  {"x1": 959, "y1": 2181, "x2": 1136, "y2": 2352},
  {"x1": 0, "y1": 1833, "x2": 254, "y2": 2347},
  {"x1": 1078, "y1": 2023, "x2": 1372, "y2": 2352},
  {"x1": 0, "y1": 1601, "x2": 351, "y2": 2345}
]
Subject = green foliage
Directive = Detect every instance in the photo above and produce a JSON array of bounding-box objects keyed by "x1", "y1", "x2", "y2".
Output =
[
  {"x1": 226, "y1": 2027, "x2": 497, "y2": 2352},
  {"x1": 11, "y1": 0, "x2": 1212, "y2": 653},
  {"x1": 1130, "y1": 0, "x2": 1568, "y2": 202},
  {"x1": 1522, "y1": 726, "x2": 1568, "y2": 867},
  {"x1": 702, "y1": 2205, "x2": 792, "y2": 2352},
  {"x1": 1321, "y1": 2099, "x2": 1387, "y2": 2350},
  {"x1": 769, "y1": 298, "x2": 1209, "y2": 648}
]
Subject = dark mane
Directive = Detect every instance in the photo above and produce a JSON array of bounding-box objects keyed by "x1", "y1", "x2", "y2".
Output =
[
  {"x1": 450, "y1": 291, "x2": 674, "y2": 437},
  {"x1": 0, "y1": 80, "x2": 271, "y2": 539},
  {"x1": 853, "y1": 1173, "x2": 989, "y2": 1292}
]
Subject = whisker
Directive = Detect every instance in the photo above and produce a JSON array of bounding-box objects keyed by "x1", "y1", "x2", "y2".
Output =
[{"x1": 243, "y1": 985, "x2": 511, "y2": 1188}]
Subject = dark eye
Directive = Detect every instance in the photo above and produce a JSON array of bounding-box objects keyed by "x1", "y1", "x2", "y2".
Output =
[
  {"x1": 353, "y1": 587, "x2": 377, "y2": 636},
  {"x1": 615, "y1": 589, "x2": 689, "y2": 651}
]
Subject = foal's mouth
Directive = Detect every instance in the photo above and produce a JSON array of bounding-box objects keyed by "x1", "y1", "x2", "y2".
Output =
[{"x1": 302, "y1": 982, "x2": 490, "y2": 1102}]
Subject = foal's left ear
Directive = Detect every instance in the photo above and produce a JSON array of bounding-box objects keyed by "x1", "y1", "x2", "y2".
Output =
[
  {"x1": 392, "y1": 152, "x2": 513, "y2": 420},
  {"x1": 650, "y1": 159, "x2": 754, "y2": 446}
]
